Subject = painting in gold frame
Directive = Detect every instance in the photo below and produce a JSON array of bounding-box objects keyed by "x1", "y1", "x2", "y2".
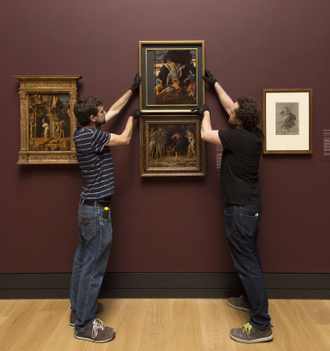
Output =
[
  {"x1": 139, "y1": 41, "x2": 205, "y2": 113},
  {"x1": 140, "y1": 114, "x2": 205, "y2": 176},
  {"x1": 14, "y1": 75, "x2": 82, "y2": 164}
]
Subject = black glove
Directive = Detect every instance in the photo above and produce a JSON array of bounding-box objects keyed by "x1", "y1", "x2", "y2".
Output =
[
  {"x1": 202, "y1": 68, "x2": 217, "y2": 86},
  {"x1": 130, "y1": 109, "x2": 141, "y2": 119},
  {"x1": 130, "y1": 73, "x2": 141, "y2": 91},
  {"x1": 191, "y1": 104, "x2": 210, "y2": 116}
]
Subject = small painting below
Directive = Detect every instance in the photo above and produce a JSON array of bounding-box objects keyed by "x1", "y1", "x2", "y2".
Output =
[{"x1": 140, "y1": 115, "x2": 205, "y2": 176}]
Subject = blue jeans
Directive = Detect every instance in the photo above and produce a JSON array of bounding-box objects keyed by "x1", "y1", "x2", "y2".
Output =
[
  {"x1": 69, "y1": 201, "x2": 113, "y2": 332},
  {"x1": 224, "y1": 202, "x2": 271, "y2": 331}
]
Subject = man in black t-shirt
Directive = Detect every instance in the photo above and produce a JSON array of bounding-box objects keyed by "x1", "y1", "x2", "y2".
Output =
[{"x1": 199, "y1": 69, "x2": 273, "y2": 344}]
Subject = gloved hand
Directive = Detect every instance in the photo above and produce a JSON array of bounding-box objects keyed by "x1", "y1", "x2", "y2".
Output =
[
  {"x1": 191, "y1": 104, "x2": 210, "y2": 116},
  {"x1": 130, "y1": 73, "x2": 141, "y2": 91},
  {"x1": 202, "y1": 68, "x2": 217, "y2": 86},
  {"x1": 130, "y1": 109, "x2": 141, "y2": 119}
]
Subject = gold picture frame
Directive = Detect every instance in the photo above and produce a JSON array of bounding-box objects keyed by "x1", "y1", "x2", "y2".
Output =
[
  {"x1": 139, "y1": 41, "x2": 205, "y2": 113},
  {"x1": 14, "y1": 75, "x2": 82, "y2": 164},
  {"x1": 140, "y1": 114, "x2": 206, "y2": 176}
]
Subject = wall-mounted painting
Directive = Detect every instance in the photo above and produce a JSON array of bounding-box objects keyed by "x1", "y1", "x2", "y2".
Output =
[
  {"x1": 262, "y1": 89, "x2": 313, "y2": 154},
  {"x1": 140, "y1": 115, "x2": 205, "y2": 176},
  {"x1": 13, "y1": 75, "x2": 82, "y2": 164},
  {"x1": 139, "y1": 41, "x2": 205, "y2": 113}
]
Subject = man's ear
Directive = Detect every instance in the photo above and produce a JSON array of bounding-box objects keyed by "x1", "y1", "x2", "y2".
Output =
[
  {"x1": 236, "y1": 119, "x2": 242, "y2": 125},
  {"x1": 90, "y1": 115, "x2": 96, "y2": 122}
]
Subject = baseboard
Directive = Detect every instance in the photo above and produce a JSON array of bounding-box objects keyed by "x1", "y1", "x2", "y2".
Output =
[{"x1": 0, "y1": 273, "x2": 329, "y2": 299}]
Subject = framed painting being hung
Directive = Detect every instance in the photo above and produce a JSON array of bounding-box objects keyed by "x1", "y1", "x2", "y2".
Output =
[
  {"x1": 13, "y1": 75, "x2": 82, "y2": 164},
  {"x1": 139, "y1": 41, "x2": 205, "y2": 113},
  {"x1": 140, "y1": 115, "x2": 205, "y2": 176},
  {"x1": 262, "y1": 89, "x2": 313, "y2": 154}
]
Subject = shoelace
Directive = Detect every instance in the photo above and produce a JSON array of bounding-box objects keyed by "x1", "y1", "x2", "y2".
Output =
[
  {"x1": 241, "y1": 323, "x2": 252, "y2": 335},
  {"x1": 92, "y1": 318, "x2": 105, "y2": 339}
]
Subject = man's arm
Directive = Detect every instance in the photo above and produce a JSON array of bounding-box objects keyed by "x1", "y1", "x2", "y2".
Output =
[
  {"x1": 203, "y1": 69, "x2": 236, "y2": 115},
  {"x1": 105, "y1": 109, "x2": 141, "y2": 146},
  {"x1": 214, "y1": 82, "x2": 236, "y2": 115},
  {"x1": 106, "y1": 116, "x2": 134, "y2": 146},
  {"x1": 104, "y1": 89, "x2": 133, "y2": 123},
  {"x1": 201, "y1": 110, "x2": 222, "y2": 145},
  {"x1": 193, "y1": 105, "x2": 222, "y2": 145},
  {"x1": 104, "y1": 73, "x2": 141, "y2": 123}
]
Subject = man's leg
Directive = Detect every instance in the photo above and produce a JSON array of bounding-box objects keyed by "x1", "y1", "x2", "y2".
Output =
[
  {"x1": 72, "y1": 203, "x2": 114, "y2": 342},
  {"x1": 224, "y1": 203, "x2": 272, "y2": 340}
]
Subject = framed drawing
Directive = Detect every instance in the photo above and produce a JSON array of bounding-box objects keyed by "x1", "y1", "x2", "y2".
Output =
[
  {"x1": 13, "y1": 75, "x2": 82, "y2": 164},
  {"x1": 262, "y1": 89, "x2": 313, "y2": 154},
  {"x1": 139, "y1": 41, "x2": 205, "y2": 113},
  {"x1": 140, "y1": 115, "x2": 205, "y2": 176}
]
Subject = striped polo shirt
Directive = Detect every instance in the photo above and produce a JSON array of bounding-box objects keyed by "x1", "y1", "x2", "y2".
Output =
[{"x1": 74, "y1": 126, "x2": 115, "y2": 200}]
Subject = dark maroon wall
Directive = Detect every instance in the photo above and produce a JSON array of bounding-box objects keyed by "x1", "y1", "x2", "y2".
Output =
[{"x1": 1, "y1": 0, "x2": 329, "y2": 274}]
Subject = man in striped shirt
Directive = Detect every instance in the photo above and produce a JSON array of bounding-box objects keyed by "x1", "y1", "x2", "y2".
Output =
[{"x1": 69, "y1": 74, "x2": 141, "y2": 343}]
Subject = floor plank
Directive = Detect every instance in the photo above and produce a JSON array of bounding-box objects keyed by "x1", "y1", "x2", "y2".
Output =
[{"x1": 0, "y1": 298, "x2": 328, "y2": 351}]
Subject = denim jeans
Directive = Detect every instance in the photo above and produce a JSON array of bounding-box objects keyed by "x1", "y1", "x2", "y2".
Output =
[
  {"x1": 224, "y1": 202, "x2": 271, "y2": 331},
  {"x1": 69, "y1": 201, "x2": 113, "y2": 332}
]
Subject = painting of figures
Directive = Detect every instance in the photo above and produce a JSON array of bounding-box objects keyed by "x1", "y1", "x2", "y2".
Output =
[
  {"x1": 154, "y1": 49, "x2": 197, "y2": 106},
  {"x1": 14, "y1": 75, "x2": 81, "y2": 164},
  {"x1": 276, "y1": 102, "x2": 299, "y2": 135},
  {"x1": 140, "y1": 41, "x2": 204, "y2": 113},
  {"x1": 28, "y1": 94, "x2": 71, "y2": 151},
  {"x1": 140, "y1": 115, "x2": 205, "y2": 176}
]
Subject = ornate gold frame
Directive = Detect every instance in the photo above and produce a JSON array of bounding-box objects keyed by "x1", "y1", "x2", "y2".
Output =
[
  {"x1": 140, "y1": 114, "x2": 206, "y2": 177},
  {"x1": 13, "y1": 75, "x2": 82, "y2": 164},
  {"x1": 139, "y1": 41, "x2": 205, "y2": 113}
]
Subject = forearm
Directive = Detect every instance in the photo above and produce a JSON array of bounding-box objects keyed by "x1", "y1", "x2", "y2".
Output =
[
  {"x1": 201, "y1": 111, "x2": 222, "y2": 145},
  {"x1": 105, "y1": 89, "x2": 133, "y2": 122},
  {"x1": 214, "y1": 82, "x2": 236, "y2": 114},
  {"x1": 107, "y1": 116, "x2": 134, "y2": 146}
]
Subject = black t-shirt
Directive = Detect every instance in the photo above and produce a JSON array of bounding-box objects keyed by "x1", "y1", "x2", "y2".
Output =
[{"x1": 218, "y1": 127, "x2": 264, "y2": 205}]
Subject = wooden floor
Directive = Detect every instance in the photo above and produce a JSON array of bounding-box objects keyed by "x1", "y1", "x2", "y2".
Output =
[{"x1": 1, "y1": 298, "x2": 330, "y2": 351}]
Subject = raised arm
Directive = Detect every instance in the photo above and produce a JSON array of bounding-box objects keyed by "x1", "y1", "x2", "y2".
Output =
[
  {"x1": 193, "y1": 105, "x2": 222, "y2": 145},
  {"x1": 106, "y1": 109, "x2": 141, "y2": 146},
  {"x1": 203, "y1": 69, "x2": 236, "y2": 115},
  {"x1": 104, "y1": 73, "x2": 141, "y2": 123}
]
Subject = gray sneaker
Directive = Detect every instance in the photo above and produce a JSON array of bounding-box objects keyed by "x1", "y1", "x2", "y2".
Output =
[
  {"x1": 74, "y1": 318, "x2": 115, "y2": 343},
  {"x1": 230, "y1": 323, "x2": 273, "y2": 343},
  {"x1": 227, "y1": 296, "x2": 251, "y2": 312},
  {"x1": 70, "y1": 302, "x2": 105, "y2": 326}
]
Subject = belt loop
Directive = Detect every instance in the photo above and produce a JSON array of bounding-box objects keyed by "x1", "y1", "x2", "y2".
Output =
[{"x1": 94, "y1": 201, "x2": 97, "y2": 210}]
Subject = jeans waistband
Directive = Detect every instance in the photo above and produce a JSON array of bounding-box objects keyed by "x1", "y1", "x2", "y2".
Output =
[{"x1": 80, "y1": 197, "x2": 111, "y2": 207}]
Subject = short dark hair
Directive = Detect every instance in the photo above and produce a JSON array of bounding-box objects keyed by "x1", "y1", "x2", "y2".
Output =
[
  {"x1": 74, "y1": 96, "x2": 103, "y2": 127},
  {"x1": 235, "y1": 96, "x2": 262, "y2": 131}
]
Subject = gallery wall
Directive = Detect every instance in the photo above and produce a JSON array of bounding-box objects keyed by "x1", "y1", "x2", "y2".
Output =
[{"x1": 1, "y1": 0, "x2": 329, "y2": 275}]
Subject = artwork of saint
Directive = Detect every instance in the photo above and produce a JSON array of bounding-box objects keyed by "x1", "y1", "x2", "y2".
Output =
[
  {"x1": 276, "y1": 103, "x2": 299, "y2": 135},
  {"x1": 153, "y1": 50, "x2": 197, "y2": 105},
  {"x1": 28, "y1": 94, "x2": 71, "y2": 151}
]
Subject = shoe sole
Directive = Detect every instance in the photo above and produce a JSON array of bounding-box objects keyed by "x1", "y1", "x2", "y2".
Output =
[
  {"x1": 74, "y1": 333, "x2": 115, "y2": 343},
  {"x1": 230, "y1": 333, "x2": 273, "y2": 344},
  {"x1": 227, "y1": 300, "x2": 249, "y2": 312}
]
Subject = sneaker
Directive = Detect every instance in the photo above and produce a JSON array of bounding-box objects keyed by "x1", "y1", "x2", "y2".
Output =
[
  {"x1": 230, "y1": 323, "x2": 273, "y2": 344},
  {"x1": 227, "y1": 296, "x2": 251, "y2": 312},
  {"x1": 74, "y1": 318, "x2": 115, "y2": 343},
  {"x1": 69, "y1": 302, "x2": 105, "y2": 326}
]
